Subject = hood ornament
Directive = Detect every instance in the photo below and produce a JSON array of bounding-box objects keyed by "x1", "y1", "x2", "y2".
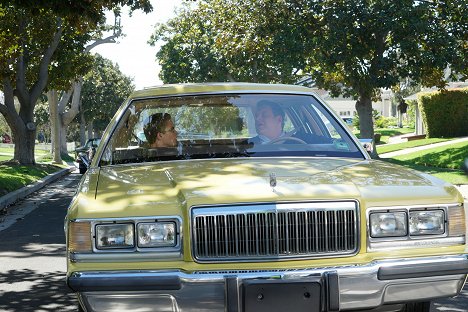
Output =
[{"x1": 269, "y1": 173, "x2": 277, "y2": 189}]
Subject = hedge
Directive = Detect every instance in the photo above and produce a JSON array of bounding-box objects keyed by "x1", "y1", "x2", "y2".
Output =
[{"x1": 418, "y1": 88, "x2": 468, "y2": 138}]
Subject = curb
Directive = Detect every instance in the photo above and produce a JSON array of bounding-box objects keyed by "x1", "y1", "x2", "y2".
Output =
[{"x1": 0, "y1": 166, "x2": 76, "y2": 210}]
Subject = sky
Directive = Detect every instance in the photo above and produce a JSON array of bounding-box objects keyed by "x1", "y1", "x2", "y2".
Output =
[{"x1": 92, "y1": 0, "x2": 183, "y2": 90}]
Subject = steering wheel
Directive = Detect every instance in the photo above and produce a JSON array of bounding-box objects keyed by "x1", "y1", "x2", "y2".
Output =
[{"x1": 268, "y1": 136, "x2": 307, "y2": 144}]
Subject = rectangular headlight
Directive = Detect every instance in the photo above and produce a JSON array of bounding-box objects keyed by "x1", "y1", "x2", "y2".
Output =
[
  {"x1": 409, "y1": 210, "x2": 445, "y2": 236},
  {"x1": 137, "y1": 222, "x2": 176, "y2": 247},
  {"x1": 96, "y1": 223, "x2": 135, "y2": 249},
  {"x1": 370, "y1": 212, "x2": 407, "y2": 238}
]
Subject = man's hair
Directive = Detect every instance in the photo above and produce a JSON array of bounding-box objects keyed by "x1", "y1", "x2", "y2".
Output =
[
  {"x1": 257, "y1": 100, "x2": 285, "y2": 128},
  {"x1": 143, "y1": 113, "x2": 172, "y2": 144}
]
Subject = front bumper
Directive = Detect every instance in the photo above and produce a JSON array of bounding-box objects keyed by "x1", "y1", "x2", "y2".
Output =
[{"x1": 68, "y1": 254, "x2": 468, "y2": 312}]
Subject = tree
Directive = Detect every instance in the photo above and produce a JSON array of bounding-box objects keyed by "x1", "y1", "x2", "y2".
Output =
[
  {"x1": 306, "y1": 0, "x2": 467, "y2": 154},
  {"x1": 0, "y1": 1, "x2": 151, "y2": 165},
  {"x1": 151, "y1": 0, "x2": 312, "y2": 84},
  {"x1": 80, "y1": 54, "x2": 134, "y2": 138},
  {"x1": 152, "y1": 0, "x2": 466, "y2": 157}
]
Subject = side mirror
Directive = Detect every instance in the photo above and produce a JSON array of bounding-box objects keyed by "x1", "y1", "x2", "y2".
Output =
[{"x1": 359, "y1": 139, "x2": 374, "y2": 154}]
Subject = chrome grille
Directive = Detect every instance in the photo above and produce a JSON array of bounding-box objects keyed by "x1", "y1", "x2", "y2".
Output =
[{"x1": 192, "y1": 202, "x2": 358, "y2": 261}]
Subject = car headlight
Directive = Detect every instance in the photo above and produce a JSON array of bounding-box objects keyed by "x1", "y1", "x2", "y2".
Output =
[
  {"x1": 137, "y1": 222, "x2": 176, "y2": 247},
  {"x1": 370, "y1": 212, "x2": 407, "y2": 238},
  {"x1": 409, "y1": 210, "x2": 445, "y2": 235},
  {"x1": 96, "y1": 223, "x2": 134, "y2": 249}
]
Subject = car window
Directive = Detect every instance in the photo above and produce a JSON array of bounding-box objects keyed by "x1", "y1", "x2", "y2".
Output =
[{"x1": 99, "y1": 94, "x2": 364, "y2": 165}]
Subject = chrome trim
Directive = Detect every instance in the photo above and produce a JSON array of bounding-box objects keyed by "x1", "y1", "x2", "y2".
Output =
[
  {"x1": 366, "y1": 203, "x2": 465, "y2": 251},
  {"x1": 68, "y1": 216, "x2": 183, "y2": 262},
  {"x1": 70, "y1": 254, "x2": 468, "y2": 312},
  {"x1": 94, "y1": 88, "x2": 368, "y2": 167},
  {"x1": 70, "y1": 251, "x2": 183, "y2": 262},
  {"x1": 190, "y1": 201, "x2": 360, "y2": 262}
]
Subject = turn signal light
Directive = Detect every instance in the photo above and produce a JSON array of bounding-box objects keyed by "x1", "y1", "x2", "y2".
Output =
[{"x1": 68, "y1": 221, "x2": 92, "y2": 252}]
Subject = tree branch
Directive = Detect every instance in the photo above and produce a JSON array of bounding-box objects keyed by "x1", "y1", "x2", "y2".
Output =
[
  {"x1": 15, "y1": 20, "x2": 29, "y2": 106},
  {"x1": 62, "y1": 78, "x2": 83, "y2": 125},
  {"x1": 85, "y1": 16, "x2": 122, "y2": 53},
  {"x1": 58, "y1": 87, "x2": 73, "y2": 114},
  {"x1": 30, "y1": 18, "x2": 63, "y2": 102}
]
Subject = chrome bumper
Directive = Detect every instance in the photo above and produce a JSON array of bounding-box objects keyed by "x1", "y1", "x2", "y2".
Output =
[{"x1": 68, "y1": 254, "x2": 468, "y2": 312}]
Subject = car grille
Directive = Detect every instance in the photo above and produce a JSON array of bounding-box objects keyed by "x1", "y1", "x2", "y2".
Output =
[{"x1": 192, "y1": 202, "x2": 358, "y2": 262}]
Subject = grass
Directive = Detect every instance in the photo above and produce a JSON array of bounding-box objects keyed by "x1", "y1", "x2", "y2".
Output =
[
  {"x1": 392, "y1": 141, "x2": 468, "y2": 170},
  {"x1": 0, "y1": 145, "x2": 75, "y2": 195},
  {"x1": 0, "y1": 161, "x2": 63, "y2": 196},
  {"x1": 382, "y1": 141, "x2": 468, "y2": 185},
  {"x1": 377, "y1": 138, "x2": 453, "y2": 154}
]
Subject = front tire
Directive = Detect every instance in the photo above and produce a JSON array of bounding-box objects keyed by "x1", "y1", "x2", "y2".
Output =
[{"x1": 402, "y1": 301, "x2": 431, "y2": 312}]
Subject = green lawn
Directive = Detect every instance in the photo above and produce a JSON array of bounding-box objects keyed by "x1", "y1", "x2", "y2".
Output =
[
  {"x1": 0, "y1": 146, "x2": 75, "y2": 196},
  {"x1": 377, "y1": 138, "x2": 453, "y2": 154},
  {"x1": 382, "y1": 141, "x2": 468, "y2": 185},
  {"x1": 0, "y1": 162, "x2": 63, "y2": 196}
]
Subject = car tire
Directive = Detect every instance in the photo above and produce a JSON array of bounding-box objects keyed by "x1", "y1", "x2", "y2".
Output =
[{"x1": 402, "y1": 301, "x2": 431, "y2": 312}]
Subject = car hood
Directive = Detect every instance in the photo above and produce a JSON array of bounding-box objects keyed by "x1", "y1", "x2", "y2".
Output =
[{"x1": 70, "y1": 158, "x2": 461, "y2": 219}]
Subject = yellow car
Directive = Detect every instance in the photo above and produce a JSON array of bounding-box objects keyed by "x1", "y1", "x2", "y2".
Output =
[{"x1": 65, "y1": 83, "x2": 467, "y2": 312}]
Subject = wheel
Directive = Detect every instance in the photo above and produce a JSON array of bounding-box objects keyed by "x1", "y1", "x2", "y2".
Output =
[
  {"x1": 402, "y1": 301, "x2": 431, "y2": 312},
  {"x1": 268, "y1": 136, "x2": 307, "y2": 144}
]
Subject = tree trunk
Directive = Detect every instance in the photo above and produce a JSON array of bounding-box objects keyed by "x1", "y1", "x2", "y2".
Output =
[
  {"x1": 355, "y1": 95, "x2": 378, "y2": 158},
  {"x1": 79, "y1": 107, "x2": 86, "y2": 145},
  {"x1": 13, "y1": 123, "x2": 36, "y2": 165},
  {"x1": 47, "y1": 90, "x2": 62, "y2": 164},
  {"x1": 0, "y1": 79, "x2": 36, "y2": 165},
  {"x1": 59, "y1": 79, "x2": 82, "y2": 155},
  {"x1": 86, "y1": 122, "x2": 93, "y2": 139}
]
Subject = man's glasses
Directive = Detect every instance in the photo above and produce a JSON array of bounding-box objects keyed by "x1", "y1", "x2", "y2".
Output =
[{"x1": 162, "y1": 127, "x2": 176, "y2": 134}]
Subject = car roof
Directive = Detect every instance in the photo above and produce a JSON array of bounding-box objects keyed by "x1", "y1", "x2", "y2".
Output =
[{"x1": 130, "y1": 82, "x2": 314, "y2": 98}]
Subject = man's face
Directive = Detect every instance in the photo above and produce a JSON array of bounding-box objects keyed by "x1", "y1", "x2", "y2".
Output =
[
  {"x1": 255, "y1": 106, "x2": 283, "y2": 139},
  {"x1": 158, "y1": 119, "x2": 178, "y2": 147}
]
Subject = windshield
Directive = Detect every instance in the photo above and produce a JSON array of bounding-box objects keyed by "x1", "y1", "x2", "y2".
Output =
[{"x1": 99, "y1": 93, "x2": 364, "y2": 165}]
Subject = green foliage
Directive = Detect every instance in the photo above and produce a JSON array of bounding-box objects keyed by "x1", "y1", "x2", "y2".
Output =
[
  {"x1": 375, "y1": 116, "x2": 397, "y2": 129},
  {"x1": 81, "y1": 54, "x2": 135, "y2": 132},
  {"x1": 418, "y1": 88, "x2": 468, "y2": 138},
  {"x1": 0, "y1": 0, "x2": 152, "y2": 25},
  {"x1": 0, "y1": 114, "x2": 10, "y2": 135},
  {"x1": 150, "y1": 0, "x2": 312, "y2": 84}
]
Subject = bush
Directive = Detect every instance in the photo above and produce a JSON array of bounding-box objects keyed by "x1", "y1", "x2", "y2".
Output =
[{"x1": 419, "y1": 88, "x2": 468, "y2": 138}]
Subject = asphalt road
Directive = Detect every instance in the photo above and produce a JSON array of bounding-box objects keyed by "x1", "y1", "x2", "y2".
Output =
[{"x1": 0, "y1": 172, "x2": 466, "y2": 312}]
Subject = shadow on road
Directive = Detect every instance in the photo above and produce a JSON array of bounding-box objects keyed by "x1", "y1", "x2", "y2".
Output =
[{"x1": 0, "y1": 269, "x2": 78, "y2": 311}]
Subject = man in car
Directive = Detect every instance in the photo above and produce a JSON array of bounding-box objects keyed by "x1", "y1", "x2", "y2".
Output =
[
  {"x1": 144, "y1": 113, "x2": 178, "y2": 148},
  {"x1": 251, "y1": 100, "x2": 286, "y2": 144}
]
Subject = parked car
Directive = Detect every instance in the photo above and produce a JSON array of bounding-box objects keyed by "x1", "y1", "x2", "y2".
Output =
[
  {"x1": 1, "y1": 133, "x2": 11, "y2": 143},
  {"x1": 75, "y1": 138, "x2": 101, "y2": 174},
  {"x1": 75, "y1": 138, "x2": 101, "y2": 156},
  {"x1": 65, "y1": 83, "x2": 467, "y2": 312}
]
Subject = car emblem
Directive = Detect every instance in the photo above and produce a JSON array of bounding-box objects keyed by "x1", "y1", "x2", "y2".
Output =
[{"x1": 269, "y1": 173, "x2": 277, "y2": 188}]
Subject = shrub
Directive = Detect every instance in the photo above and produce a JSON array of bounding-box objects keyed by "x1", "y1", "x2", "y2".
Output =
[{"x1": 418, "y1": 88, "x2": 468, "y2": 138}]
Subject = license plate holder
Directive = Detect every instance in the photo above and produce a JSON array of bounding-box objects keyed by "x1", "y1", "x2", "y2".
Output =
[{"x1": 243, "y1": 279, "x2": 321, "y2": 312}]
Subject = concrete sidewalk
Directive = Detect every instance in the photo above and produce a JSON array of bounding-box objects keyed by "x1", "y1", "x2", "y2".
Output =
[{"x1": 379, "y1": 136, "x2": 468, "y2": 158}]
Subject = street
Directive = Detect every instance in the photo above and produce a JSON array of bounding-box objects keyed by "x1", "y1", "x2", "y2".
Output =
[{"x1": 0, "y1": 172, "x2": 467, "y2": 311}]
